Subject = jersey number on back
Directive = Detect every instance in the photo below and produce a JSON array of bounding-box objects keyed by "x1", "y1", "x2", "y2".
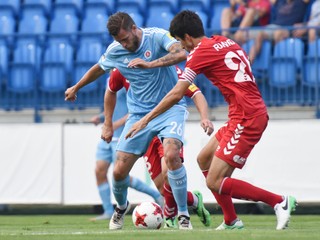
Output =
[{"x1": 224, "y1": 50, "x2": 255, "y2": 83}]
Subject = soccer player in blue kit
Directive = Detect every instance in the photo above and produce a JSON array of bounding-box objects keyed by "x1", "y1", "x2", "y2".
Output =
[
  {"x1": 65, "y1": 12, "x2": 212, "y2": 230},
  {"x1": 89, "y1": 85, "x2": 163, "y2": 221}
]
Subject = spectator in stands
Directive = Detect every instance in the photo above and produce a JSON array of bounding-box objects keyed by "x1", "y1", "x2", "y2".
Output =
[
  {"x1": 249, "y1": 0, "x2": 310, "y2": 63},
  {"x1": 220, "y1": 0, "x2": 272, "y2": 44},
  {"x1": 292, "y1": 0, "x2": 320, "y2": 42},
  {"x1": 89, "y1": 79, "x2": 162, "y2": 221}
]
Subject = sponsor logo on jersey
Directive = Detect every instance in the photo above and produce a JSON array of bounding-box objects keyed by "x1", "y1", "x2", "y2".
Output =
[
  {"x1": 188, "y1": 84, "x2": 197, "y2": 92},
  {"x1": 144, "y1": 50, "x2": 152, "y2": 59}
]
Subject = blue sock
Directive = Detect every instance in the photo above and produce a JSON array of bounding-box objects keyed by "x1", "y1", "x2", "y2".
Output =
[
  {"x1": 98, "y1": 182, "x2": 114, "y2": 215},
  {"x1": 130, "y1": 177, "x2": 161, "y2": 200},
  {"x1": 167, "y1": 166, "x2": 188, "y2": 213},
  {"x1": 112, "y1": 175, "x2": 130, "y2": 207}
]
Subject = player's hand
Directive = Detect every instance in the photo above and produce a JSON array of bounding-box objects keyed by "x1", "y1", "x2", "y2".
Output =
[
  {"x1": 65, "y1": 86, "x2": 77, "y2": 101},
  {"x1": 201, "y1": 119, "x2": 214, "y2": 136},
  {"x1": 90, "y1": 115, "x2": 100, "y2": 126},
  {"x1": 127, "y1": 58, "x2": 151, "y2": 69},
  {"x1": 101, "y1": 122, "x2": 113, "y2": 143},
  {"x1": 125, "y1": 118, "x2": 148, "y2": 139}
]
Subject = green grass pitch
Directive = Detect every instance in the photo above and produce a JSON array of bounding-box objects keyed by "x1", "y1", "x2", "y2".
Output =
[{"x1": 0, "y1": 214, "x2": 319, "y2": 240}]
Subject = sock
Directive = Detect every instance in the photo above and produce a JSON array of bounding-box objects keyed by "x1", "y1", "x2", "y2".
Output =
[
  {"x1": 202, "y1": 170, "x2": 237, "y2": 225},
  {"x1": 167, "y1": 166, "x2": 189, "y2": 216},
  {"x1": 163, "y1": 183, "x2": 177, "y2": 218},
  {"x1": 187, "y1": 191, "x2": 198, "y2": 208},
  {"x1": 112, "y1": 175, "x2": 130, "y2": 208},
  {"x1": 98, "y1": 182, "x2": 114, "y2": 215},
  {"x1": 130, "y1": 177, "x2": 161, "y2": 201},
  {"x1": 220, "y1": 177, "x2": 283, "y2": 207}
]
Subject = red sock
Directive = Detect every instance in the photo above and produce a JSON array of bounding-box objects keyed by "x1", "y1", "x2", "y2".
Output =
[
  {"x1": 202, "y1": 170, "x2": 237, "y2": 225},
  {"x1": 220, "y1": 177, "x2": 283, "y2": 207},
  {"x1": 163, "y1": 183, "x2": 177, "y2": 218},
  {"x1": 187, "y1": 191, "x2": 194, "y2": 207}
]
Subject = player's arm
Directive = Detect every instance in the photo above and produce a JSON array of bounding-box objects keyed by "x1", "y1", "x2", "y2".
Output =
[
  {"x1": 65, "y1": 64, "x2": 105, "y2": 101},
  {"x1": 192, "y1": 92, "x2": 214, "y2": 136},
  {"x1": 127, "y1": 42, "x2": 187, "y2": 68},
  {"x1": 101, "y1": 88, "x2": 117, "y2": 143},
  {"x1": 125, "y1": 81, "x2": 189, "y2": 138}
]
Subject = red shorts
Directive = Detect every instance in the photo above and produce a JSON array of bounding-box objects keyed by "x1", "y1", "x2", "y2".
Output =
[
  {"x1": 143, "y1": 137, "x2": 184, "y2": 180},
  {"x1": 215, "y1": 113, "x2": 269, "y2": 169}
]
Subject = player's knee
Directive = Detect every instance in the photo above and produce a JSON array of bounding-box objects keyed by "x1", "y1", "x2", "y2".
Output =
[
  {"x1": 112, "y1": 168, "x2": 127, "y2": 181},
  {"x1": 95, "y1": 166, "x2": 107, "y2": 181},
  {"x1": 206, "y1": 177, "x2": 220, "y2": 193}
]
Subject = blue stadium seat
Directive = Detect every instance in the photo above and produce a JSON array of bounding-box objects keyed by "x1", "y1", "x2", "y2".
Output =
[
  {"x1": 5, "y1": 38, "x2": 39, "y2": 110},
  {"x1": 23, "y1": 0, "x2": 52, "y2": 17},
  {"x1": 117, "y1": 0, "x2": 147, "y2": 15},
  {"x1": 209, "y1": 0, "x2": 230, "y2": 33},
  {"x1": 50, "y1": 5, "x2": 80, "y2": 45},
  {"x1": 0, "y1": 39, "x2": 9, "y2": 79},
  {"x1": 39, "y1": 39, "x2": 74, "y2": 109},
  {"x1": 180, "y1": 0, "x2": 210, "y2": 14},
  {"x1": 0, "y1": 8, "x2": 16, "y2": 46},
  {"x1": 116, "y1": 4, "x2": 145, "y2": 26},
  {"x1": 268, "y1": 38, "x2": 304, "y2": 105},
  {"x1": 82, "y1": 4, "x2": 109, "y2": 35},
  {"x1": 148, "y1": 0, "x2": 179, "y2": 14},
  {"x1": 302, "y1": 39, "x2": 320, "y2": 87},
  {"x1": 195, "y1": 11, "x2": 209, "y2": 30},
  {"x1": 0, "y1": 0, "x2": 20, "y2": 17},
  {"x1": 55, "y1": 0, "x2": 83, "y2": 17},
  {"x1": 71, "y1": 37, "x2": 106, "y2": 109},
  {"x1": 242, "y1": 39, "x2": 271, "y2": 79},
  {"x1": 19, "y1": 7, "x2": 48, "y2": 44},
  {"x1": 86, "y1": 0, "x2": 116, "y2": 14},
  {"x1": 146, "y1": 11, "x2": 174, "y2": 29}
]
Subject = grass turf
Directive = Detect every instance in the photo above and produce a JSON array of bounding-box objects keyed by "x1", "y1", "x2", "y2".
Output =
[{"x1": 0, "y1": 214, "x2": 319, "y2": 240}]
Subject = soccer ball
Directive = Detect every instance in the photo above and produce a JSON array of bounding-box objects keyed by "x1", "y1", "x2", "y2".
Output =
[{"x1": 132, "y1": 202, "x2": 163, "y2": 229}]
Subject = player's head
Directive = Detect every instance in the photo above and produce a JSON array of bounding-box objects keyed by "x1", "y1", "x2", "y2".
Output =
[
  {"x1": 107, "y1": 12, "x2": 140, "y2": 52},
  {"x1": 169, "y1": 10, "x2": 205, "y2": 52}
]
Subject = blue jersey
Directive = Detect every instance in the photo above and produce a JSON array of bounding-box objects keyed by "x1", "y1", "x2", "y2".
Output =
[
  {"x1": 98, "y1": 27, "x2": 186, "y2": 114},
  {"x1": 112, "y1": 86, "x2": 127, "y2": 139}
]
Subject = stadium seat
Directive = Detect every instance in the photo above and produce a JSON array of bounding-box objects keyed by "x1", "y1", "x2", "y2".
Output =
[
  {"x1": 148, "y1": 0, "x2": 179, "y2": 14},
  {"x1": 82, "y1": 4, "x2": 109, "y2": 35},
  {"x1": 39, "y1": 38, "x2": 74, "y2": 109},
  {"x1": 86, "y1": 0, "x2": 116, "y2": 14},
  {"x1": 242, "y1": 39, "x2": 271, "y2": 79},
  {"x1": 23, "y1": 0, "x2": 52, "y2": 17},
  {"x1": 0, "y1": 8, "x2": 16, "y2": 46},
  {"x1": 55, "y1": 0, "x2": 83, "y2": 17},
  {"x1": 50, "y1": 5, "x2": 80, "y2": 45},
  {"x1": 146, "y1": 10, "x2": 175, "y2": 30},
  {"x1": 19, "y1": 6, "x2": 48, "y2": 44},
  {"x1": 209, "y1": 0, "x2": 230, "y2": 33},
  {"x1": 195, "y1": 11, "x2": 209, "y2": 30},
  {"x1": 180, "y1": 0, "x2": 210, "y2": 14},
  {"x1": 71, "y1": 38, "x2": 106, "y2": 109},
  {"x1": 302, "y1": 39, "x2": 320, "y2": 87},
  {"x1": 116, "y1": 0, "x2": 147, "y2": 16},
  {"x1": 0, "y1": 0, "x2": 20, "y2": 17},
  {"x1": 116, "y1": 4, "x2": 145, "y2": 26},
  {"x1": 0, "y1": 39, "x2": 9, "y2": 79}
]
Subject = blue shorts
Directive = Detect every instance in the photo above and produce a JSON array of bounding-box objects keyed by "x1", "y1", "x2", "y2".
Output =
[
  {"x1": 116, "y1": 105, "x2": 188, "y2": 156},
  {"x1": 96, "y1": 139, "x2": 118, "y2": 163}
]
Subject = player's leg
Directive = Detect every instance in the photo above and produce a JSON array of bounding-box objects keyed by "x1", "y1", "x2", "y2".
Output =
[
  {"x1": 197, "y1": 135, "x2": 239, "y2": 229},
  {"x1": 109, "y1": 150, "x2": 139, "y2": 230},
  {"x1": 208, "y1": 115, "x2": 296, "y2": 230},
  {"x1": 90, "y1": 140, "x2": 114, "y2": 221}
]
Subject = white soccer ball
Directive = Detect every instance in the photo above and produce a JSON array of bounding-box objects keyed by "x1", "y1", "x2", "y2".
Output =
[{"x1": 132, "y1": 202, "x2": 163, "y2": 229}]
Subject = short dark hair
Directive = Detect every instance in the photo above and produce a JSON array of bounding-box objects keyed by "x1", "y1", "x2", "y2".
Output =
[
  {"x1": 169, "y1": 10, "x2": 205, "y2": 40},
  {"x1": 107, "y1": 12, "x2": 135, "y2": 36}
]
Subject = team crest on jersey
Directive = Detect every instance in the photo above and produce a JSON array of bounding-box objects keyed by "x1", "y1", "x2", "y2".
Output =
[{"x1": 144, "y1": 50, "x2": 152, "y2": 59}]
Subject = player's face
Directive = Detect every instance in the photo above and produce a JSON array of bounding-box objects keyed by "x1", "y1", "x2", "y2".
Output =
[
  {"x1": 175, "y1": 36, "x2": 194, "y2": 53},
  {"x1": 114, "y1": 26, "x2": 140, "y2": 52}
]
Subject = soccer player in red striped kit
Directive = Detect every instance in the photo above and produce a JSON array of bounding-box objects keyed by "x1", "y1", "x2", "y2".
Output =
[{"x1": 125, "y1": 10, "x2": 297, "y2": 230}]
